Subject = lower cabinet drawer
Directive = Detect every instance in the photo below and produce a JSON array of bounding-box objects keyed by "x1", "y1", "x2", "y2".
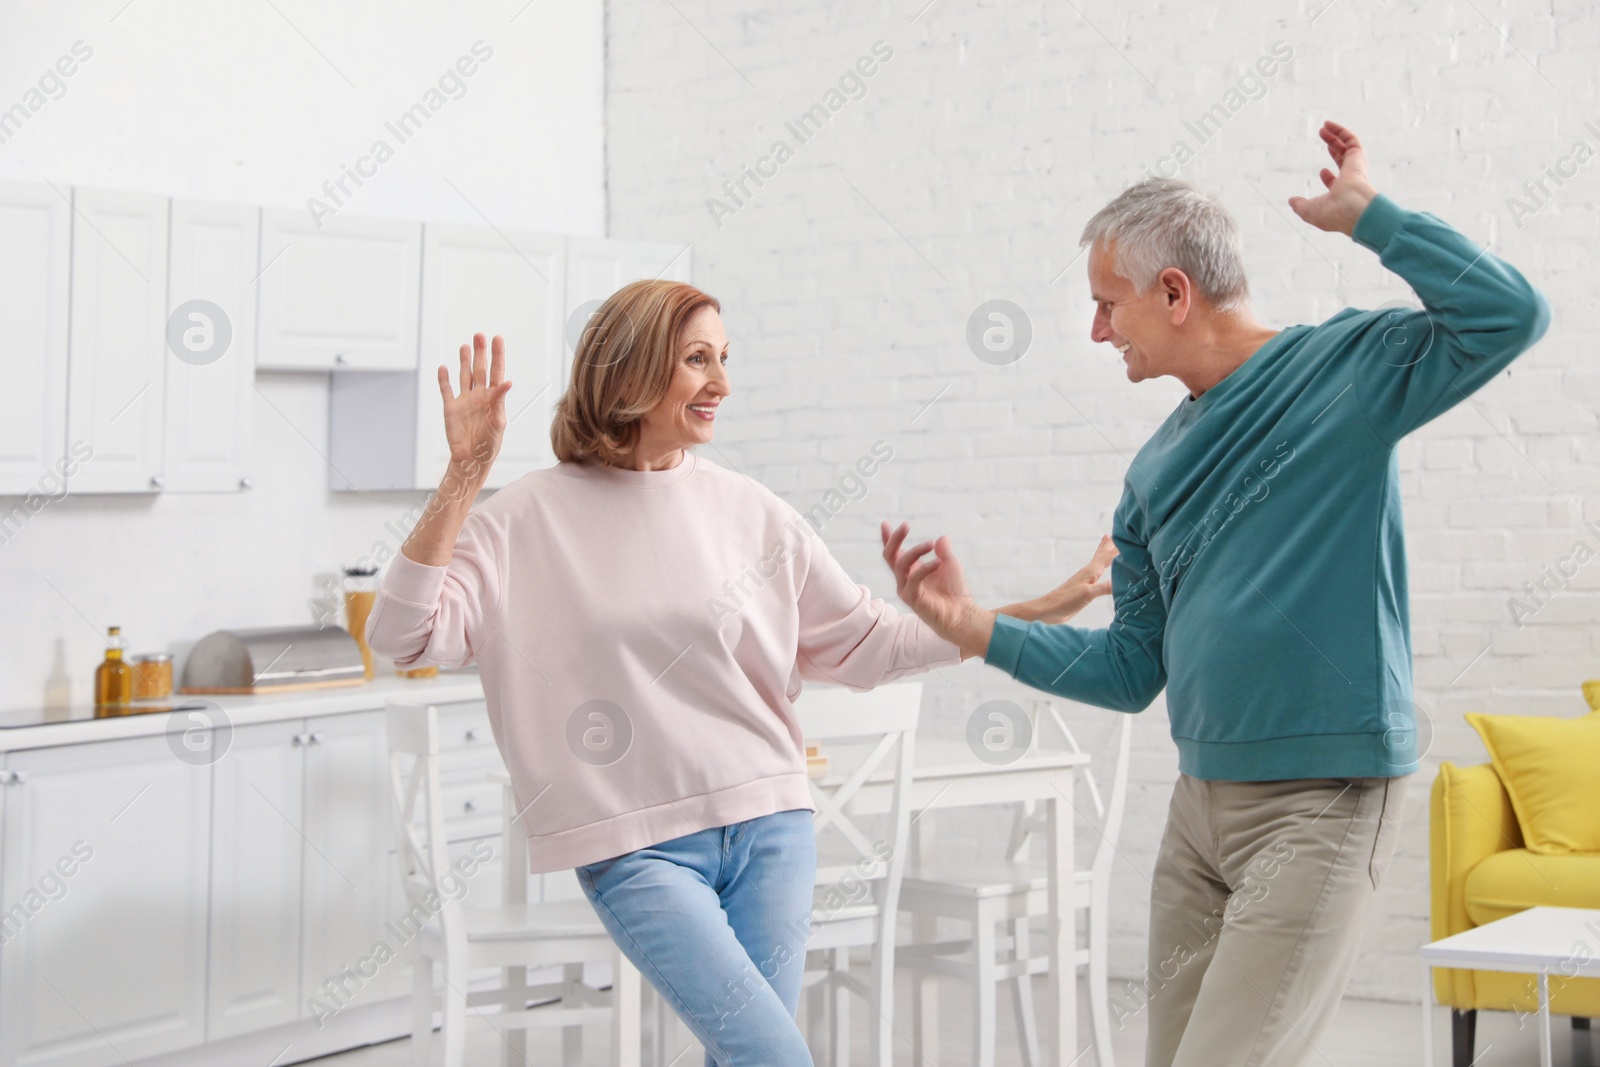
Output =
[{"x1": 439, "y1": 778, "x2": 503, "y2": 841}]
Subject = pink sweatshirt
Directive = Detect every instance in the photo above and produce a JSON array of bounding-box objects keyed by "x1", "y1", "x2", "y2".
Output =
[{"x1": 365, "y1": 450, "x2": 961, "y2": 873}]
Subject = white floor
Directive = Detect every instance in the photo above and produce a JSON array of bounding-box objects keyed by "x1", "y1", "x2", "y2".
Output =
[{"x1": 296, "y1": 971, "x2": 1599, "y2": 1067}]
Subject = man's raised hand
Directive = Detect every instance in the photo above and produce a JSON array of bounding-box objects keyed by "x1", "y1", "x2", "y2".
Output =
[{"x1": 1288, "y1": 120, "x2": 1379, "y2": 237}]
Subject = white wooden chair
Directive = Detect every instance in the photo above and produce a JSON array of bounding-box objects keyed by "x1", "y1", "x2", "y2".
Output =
[
  {"x1": 797, "y1": 681, "x2": 921, "y2": 1067},
  {"x1": 896, "y1": 701, "x2": 1133, "y2": 1067},
  {"x1": 386, "y1": 700, "x2": 642, "y2": 1067}
]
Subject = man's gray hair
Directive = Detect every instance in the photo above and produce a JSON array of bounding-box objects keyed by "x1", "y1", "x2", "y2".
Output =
[{"x1": 1079, "y1": 178, "x2": 1250, "y2": 311}]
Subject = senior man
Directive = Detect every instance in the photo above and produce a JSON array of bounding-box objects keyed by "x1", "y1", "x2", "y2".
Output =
[{"x1": 883, "y1": 121, "x2": 1550, "y2": 1066}]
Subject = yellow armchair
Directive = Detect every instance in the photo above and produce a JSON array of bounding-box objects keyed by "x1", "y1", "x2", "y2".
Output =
[{"x1": 1430, "y1": 760, "x2": 1600, "y2": 1066}]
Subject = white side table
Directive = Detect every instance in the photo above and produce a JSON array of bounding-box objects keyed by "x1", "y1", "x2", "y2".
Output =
[{"x1": 1420, "y1": 906, "x2": 1600, "y2": 1067}]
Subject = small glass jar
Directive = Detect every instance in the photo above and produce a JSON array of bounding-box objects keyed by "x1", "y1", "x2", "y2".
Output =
[
  {"x1": 132, "y1": 653, "x2": 174, "y2": 699},
  {"x1": 343, "y1": 565, "x2": 379, "y2": 681}
]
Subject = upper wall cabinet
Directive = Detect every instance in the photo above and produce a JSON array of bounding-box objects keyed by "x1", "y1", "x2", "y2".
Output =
[
  {"x1": 561, "y1": 237, "x2": 691, "y2": 384},
  {"x1": 326, "y1": 225, "x2": 564, "y2": 491},
  {"x1": 0, "y1": 181, "x2": 71, "y2": 496},
  {"x1": 163, "y1": 200, "x2": 259, "y2": 492},
  {"x1": 66, "y1": 188, "x2": 170, "y2": 494},
  {"x1": 327, "y1": 235, "x2": 688, "y2": 491},
  {"x1": 416, "y1": 225, "x2": 565, "y2": 487},
  {"x1": 256, "y1": 210, "x2": 421, "y2": 372}
]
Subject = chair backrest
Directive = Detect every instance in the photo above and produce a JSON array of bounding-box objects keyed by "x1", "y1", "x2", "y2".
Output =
[
  {"x1": 385, "y1": 701, "x2": 467, "y2": 944},
  {"x1": 793, "y1": 682, "x2": 921, "y2": 925},
  {"x1": 1005, "y1": 701, "x2": 1133, "y2": 879}
]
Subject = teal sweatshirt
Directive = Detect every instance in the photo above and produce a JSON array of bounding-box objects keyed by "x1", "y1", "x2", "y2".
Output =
[{"x1": 984, "y1": 194, "x2": 1551, "y2": 780}]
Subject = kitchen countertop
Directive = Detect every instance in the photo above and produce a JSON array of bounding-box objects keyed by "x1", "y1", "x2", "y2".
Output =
[{"x1": 0, "y1": 669, "x2": 486, "y2": 752}]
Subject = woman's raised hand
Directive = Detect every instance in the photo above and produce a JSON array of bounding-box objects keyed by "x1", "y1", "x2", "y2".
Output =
[
  {"x1": 881, "y1": 521, "x2": 979, "y2": 638},
  {"x1": 439, "y1": 333, "x2": 511, "y2": 478}
]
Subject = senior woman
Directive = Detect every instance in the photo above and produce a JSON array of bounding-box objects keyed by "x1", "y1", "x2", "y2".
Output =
[{"x1": 365, "y1": 279, "x2": 1114, "y2": 1065}]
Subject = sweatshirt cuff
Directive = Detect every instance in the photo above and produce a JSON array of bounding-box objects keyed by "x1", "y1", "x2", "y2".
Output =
[
  {"x1": 914, "y1": 620, "x2": 965, "y2": 667},
  {"x1": 983, "y1": 613, "x2": 1031, "y2": 675},
  {"x1": 379, "y1": 550, "x2": 448, "y2": 605},
  {"x1": 1352, "y1": 192, "x2": 1405, "y2": 254}
]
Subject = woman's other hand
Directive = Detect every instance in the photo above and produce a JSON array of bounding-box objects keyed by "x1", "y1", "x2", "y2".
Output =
[{"x1": 880, "y1": 522, "x2": 996, "y2": 658}]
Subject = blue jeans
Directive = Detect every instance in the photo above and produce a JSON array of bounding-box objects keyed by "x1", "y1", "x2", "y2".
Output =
[{"x1": 575, "y1": 808, "x2": 817, "y2": 1067}]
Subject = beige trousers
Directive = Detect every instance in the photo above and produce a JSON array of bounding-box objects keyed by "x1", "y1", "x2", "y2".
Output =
[{"x1": 1129, "y1": 773, "x2": 1409, "y2": 1067}]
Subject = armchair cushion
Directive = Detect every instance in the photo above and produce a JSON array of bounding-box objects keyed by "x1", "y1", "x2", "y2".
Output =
[
  {"x1": 1465, "y1": 710, "x2": 1600, "y2": 855},
  {"x1": 1463, "y1": 849, "x2": 1600, "y2": 925}
]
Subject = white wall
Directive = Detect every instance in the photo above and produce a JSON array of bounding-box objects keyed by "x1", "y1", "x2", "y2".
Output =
[
  {"x1": 603, "y1": 0, "x2": 1600, "y2": 1002},
  {"x1": 0, "y1": 1, "x2": 604, "y2": 707}
]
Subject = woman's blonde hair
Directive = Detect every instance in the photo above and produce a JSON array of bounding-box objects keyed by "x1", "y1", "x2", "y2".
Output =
[{"x1": 550, "y1": 279, "x2": 721, "y2": 466}]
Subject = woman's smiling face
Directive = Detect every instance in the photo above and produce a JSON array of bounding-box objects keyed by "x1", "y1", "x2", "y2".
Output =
[{"x1": 637, "y1": 305, "x2": 731, "y2": 457}]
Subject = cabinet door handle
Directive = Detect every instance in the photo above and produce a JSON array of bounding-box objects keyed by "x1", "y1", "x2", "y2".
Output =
[
  {"x1": 291, "y1": 732, "x2": 309, "y2": 746},
  {"x1": 9, "y1": 770, "x2": 28, "y2": 784},
  {"x1": 464, "y1": 729, "x2": 479, "y2": 742},
  {"x1": 149, "y1": 475, "x2": 165, "y2": 489},
  {"x1": 334, "y1": 353, "x2": 347, "y2": 365},
  {"x1": 308, "y1": 731, "x2": 324, "y2": 745},
  {"x1": 463, "y1": 799, "x2": 477, "y2": 813}
]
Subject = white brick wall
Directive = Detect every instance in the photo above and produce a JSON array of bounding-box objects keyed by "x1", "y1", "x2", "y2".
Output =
[{"x1": 605, "y1": 0, "x2": 1600, "y2": 1003}]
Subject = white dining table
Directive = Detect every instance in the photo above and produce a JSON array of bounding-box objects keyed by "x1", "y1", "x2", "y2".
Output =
[{"x1": 490, "y1": 736, "x2": 1090, "y2": 1067}]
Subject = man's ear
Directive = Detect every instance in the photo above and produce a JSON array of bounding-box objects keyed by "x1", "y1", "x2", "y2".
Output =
[{"x1": 1161, "y1": 267, "x2": 1192, "y2": 326}]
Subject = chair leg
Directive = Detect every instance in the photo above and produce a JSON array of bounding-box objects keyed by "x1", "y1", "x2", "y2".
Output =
[
  {"x1": 411, "y1": 955, "x2": 434, "y2": 1067},
  {"x1": 651, "y1": 983, "x2": 670, "y2": 1067},
  {"x1": 503, "y1": 964, "x2": 527, "y2": 1067},
  {"x1": 441, "y1": 951, "x2": 468, "y2": 1067},
  {"x1": 1007, "y1": 919, "x2": 1042, "y2": 1067},
  {"x1": 874, "y1": 936, "x2": 896, "y2": 1067},
  {"x1": 1451, "y1": 1008, "x2": 1476, "y2": 1067},
  {"x1": 974, "y1": 907, "x2": 997, "y2": 1067},
  {"x1": 910, "y1": 912, "x2": 942, "y2": 1066},
  {"x1": 833, "y1": 947, "x2": 851, "y2": 1067},
  {"x1": 611, "y1": 949, "x2": 643, "y2": 1067},
  {"x1": 805, "y1": 966, "x2": 828, "y2": 1062},
  {"x1": 1088, "y1": 898, "x2": 1114, "y2": 1067},
  {"x1": 561, "y1": 962, "x2": 584, "y2": 1065}
]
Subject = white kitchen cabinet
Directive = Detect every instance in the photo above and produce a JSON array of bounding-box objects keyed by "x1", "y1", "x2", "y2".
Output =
[
  {"x1": 0, "y1": 736, "x2": 211, "y2": 1067},
  {"x1": 562, "y1": 236, "x2": 691, "y2": 384},
  {"x1": 326, "y1": 225, "x2": 564, "y2": 491},
  {"x1": 206, "y1": 718, "x2": 305, "y2": 1040},
  {"x1": 256, "y1": 210, "x2": 421, "y2": 372},
  {"x1": 162, "y1": 201, "x2": 259, "y2": 493},
  {"x1": 65, "y1": 189, "x2": 170, "y2": 494},
  {"x1": 0, "y1": 182, "x2": 71, "y2": 496},
  {"x1": 327, "y1": 236, "x2": 688, "y2": 492},
  {"x1": 417, "y1": 225, "x2": 565, "y2": 488},
  {"x1": 298, "y1": 709, "x2": 400, "y2": 1018}
]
